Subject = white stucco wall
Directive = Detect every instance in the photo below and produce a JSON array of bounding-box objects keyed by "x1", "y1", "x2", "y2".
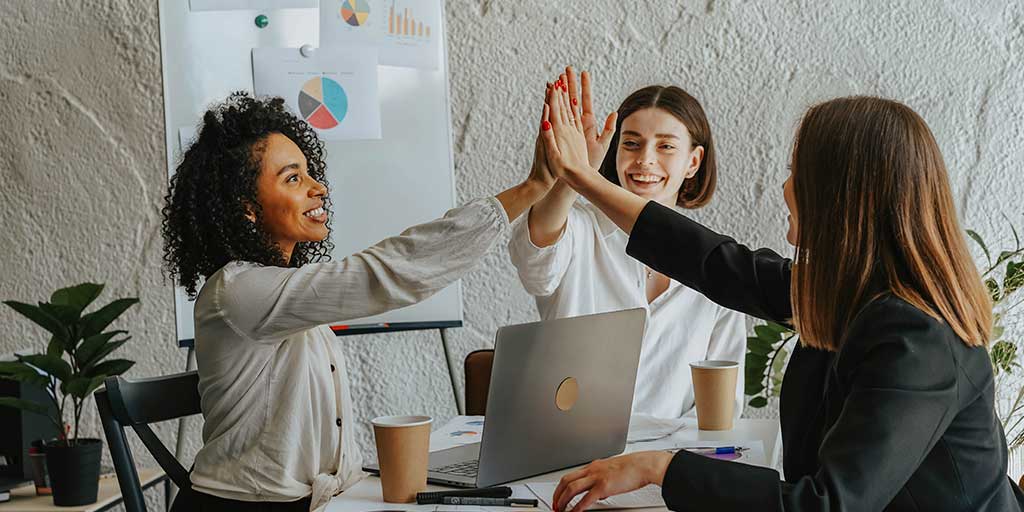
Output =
[{"x1": 2, "y1": 1, "x2": 1023, "y2": 506}]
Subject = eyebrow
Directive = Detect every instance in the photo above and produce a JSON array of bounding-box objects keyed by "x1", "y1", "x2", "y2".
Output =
[
  {"x1": 621, "y1": 130, "x2": 681, "y2": 140},
  {"x1": 276, "y1": 163, "x2": 301, "y2": 176}
]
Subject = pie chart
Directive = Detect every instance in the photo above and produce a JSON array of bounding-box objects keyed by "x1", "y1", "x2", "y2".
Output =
[
  {"x1": 341, "y1": 0, "x2": 370, "y2": 27},
  {"x1": 298, "y1": 77, "x2": 348, "y2": 130}
]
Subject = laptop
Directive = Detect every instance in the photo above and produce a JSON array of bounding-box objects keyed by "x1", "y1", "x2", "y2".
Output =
[{"x1": 364, "y1": 308, "x2": 647, "y2": 488}]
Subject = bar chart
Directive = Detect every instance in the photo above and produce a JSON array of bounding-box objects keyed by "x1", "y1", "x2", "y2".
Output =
[{"x1": 388, "y1": 3, "x2": 431, "y2": 39}]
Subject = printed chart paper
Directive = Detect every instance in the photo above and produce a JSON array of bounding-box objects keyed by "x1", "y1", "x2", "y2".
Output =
[
  {"x1": 253, "y1": 47, "x2": 382, "y2": 140},
  {"x1": 320, "y1": 0, "x2": 441, "y2": 69}
]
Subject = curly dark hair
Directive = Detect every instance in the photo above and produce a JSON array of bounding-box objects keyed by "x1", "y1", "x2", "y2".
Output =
[{"x1": 161, "y1": 92, "x2": 334, "y2": 297}]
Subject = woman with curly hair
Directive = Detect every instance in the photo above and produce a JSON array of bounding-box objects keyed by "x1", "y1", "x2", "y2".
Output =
[{"x1": 162, "y1": 92, "x2": 555, "y2": 512}]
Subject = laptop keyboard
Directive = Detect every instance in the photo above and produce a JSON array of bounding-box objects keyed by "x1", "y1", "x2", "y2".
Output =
[{"x1": 431, "y1": 459, "x2": 479, "y2": 477}]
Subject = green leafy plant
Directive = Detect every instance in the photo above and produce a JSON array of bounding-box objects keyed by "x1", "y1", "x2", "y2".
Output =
[
  {"x1": 743, "y1": 220, "x2": 1024, "y2": 450},
  {"x1": 0, "y1": 283, "x2": 138, "y2": 446},
  {"x1": 968, "y1": 220, "x2": 1024, "y2": 449},
  {"x1": 744, "y1": 321, "x2": 797, "y2": 408}
]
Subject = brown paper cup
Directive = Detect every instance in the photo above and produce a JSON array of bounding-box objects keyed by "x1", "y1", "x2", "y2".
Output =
[
  {"x1": 690, "y1": 360, "x2": 739, "y2": 431},
  {"x1": 371, "y1": 415, "x2": 432, "y2": 503}
]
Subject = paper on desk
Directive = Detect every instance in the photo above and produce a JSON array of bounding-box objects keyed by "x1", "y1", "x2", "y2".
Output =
[
  {"x1": 430, "y1": 415, "x2": 485, "y2": 452},
  {"x1": 626, "y1": 414, "x2": 687, "y2": 443},
  {"x1": 527, "y1": 482, "x2": 664, "y2": 510}
]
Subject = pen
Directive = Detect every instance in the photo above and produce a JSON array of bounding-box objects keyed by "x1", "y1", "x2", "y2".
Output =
[
  {"x1": 441, "y1": 497, "x2": 538, "y2": 507},
  {"x1": 416, "y1": 487, "x2": 513, "y2": 504},
  {"x1": 682, "y1": 446, "x2": 746, "y2": 454}
]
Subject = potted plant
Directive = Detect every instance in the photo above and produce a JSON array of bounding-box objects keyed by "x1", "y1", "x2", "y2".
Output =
[{"x1": 0, "y1": 283, "x2": 138, "y2": 506}]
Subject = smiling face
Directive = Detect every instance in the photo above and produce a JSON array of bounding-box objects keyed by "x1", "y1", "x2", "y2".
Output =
[
  {"x1": 251, "y1": 132, "x2": 329, "y2": 261},
  {"x1": 614, "y1": 108, "x2": 704, "y2": 206}
]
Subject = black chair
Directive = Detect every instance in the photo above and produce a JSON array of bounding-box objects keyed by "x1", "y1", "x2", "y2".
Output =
[{"x1": 95, "y1": 371, "x2": 201, "y2": 512}]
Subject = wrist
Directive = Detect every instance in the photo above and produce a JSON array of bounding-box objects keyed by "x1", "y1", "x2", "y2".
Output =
[
  {"x1": 646, "y1": 451, "x2": 673, "y2": 486},
  {"x1": 521, "y1": 177, "x2": 552, "y2": 199}
]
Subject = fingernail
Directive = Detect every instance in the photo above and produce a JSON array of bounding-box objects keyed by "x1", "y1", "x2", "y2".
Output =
[
  {"x1": 542, "y1": 120, "x2": 552, "y2": 131},
  {"x1": 571, "y1": 98, "x2": 578, "y2": 106}
]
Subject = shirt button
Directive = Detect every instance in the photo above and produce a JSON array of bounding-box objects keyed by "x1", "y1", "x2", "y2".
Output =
[
  {"x1": 330, "y1": 364, "x2": 336, "y2": 372},
  {"x1": 336, "y1": 418, "x2": 342, "y2": 427}
]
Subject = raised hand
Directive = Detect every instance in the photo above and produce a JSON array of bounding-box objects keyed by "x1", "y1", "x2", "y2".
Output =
[
  {"x1": 540, "y1": 74, "x2": 592, "y2": 186},
  {"x1": 564, "y1": 67, "x2": 617, "y2": 169},
  {"x1": 528, "y1": 85, "x2": 557, "y2": 190}
]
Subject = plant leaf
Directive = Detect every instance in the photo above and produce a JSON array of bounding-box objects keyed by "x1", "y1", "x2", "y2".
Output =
[
  {"x1": 84, "y1": 359, "x2": 134, "y2": 378},
  {"x1": 0, "y1": 361, "x2": 50, "y2": 387},
  {"x1": 80, "y1": 337, "x2": 130, "y2": 370},
  {"x1": 47, "y1": 336, "x2": 63, "y2": 357},
  {"x1": 1005, "y1": 261, "x2": 1024, "y2": 295},
  {"x1": 986, "y1": 278, "x2": 1001, "y2": 302},
  {"x1": 63, "y1": 375, "x2": 107, "y2": 399},
  {"x1": 747, "y1": 336, "x2": 773, "y2": 356},
  {"x1": 754, "y1": 325, "x2": 782, "y2": 343},
  {"x1": 79, "y1": 298, "x2": 139, "y2": 338},
  {"x1": 744, "y1": 380, "x2": 764, "y2": 396},
  {"x1": 50, "y1": 283, "x2": 104, "y2": 314},
  {"x1": 0, "y1": 397, "x2": 49, "y2": 415},
  {"x1": 990, "y1": 340, "x2": 1019, "y2": 375},
  {"x1": 16, "y1": 354, "x2": 72, "y2": 381},
  {"x1": 77, "y1": 331, "x2": 126, "y2": 366},
  {"x1": 967, "y1": 229, "x2": 991, "y2": 265},
  {"x1": 38, "y1": 303, "x2": 80, "y2": 326},
  {"x1": 748, "y1": 396, "x2": 768, "y2": 408},
  {"x1": 2, "y1": 301, "x2": 68, "y2": 341},
  {"x1": 745, "y1": 352, "x2": 769, "y2": 371}
]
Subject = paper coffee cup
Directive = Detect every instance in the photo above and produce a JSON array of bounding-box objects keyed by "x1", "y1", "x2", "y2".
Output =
[
  {"x1": 689, "y1": 360, "x2": 739, "y2": 431},
  {"x1": 371, "y1": 415, "x2": 432, "y2": 503}
]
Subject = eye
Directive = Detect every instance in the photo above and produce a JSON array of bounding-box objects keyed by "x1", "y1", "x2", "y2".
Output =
[
  {"x1": 622, "y1": 140, "x2": 639, "y2": 149},
  {"x1": 287, "y1": 174, "x2": 300, "y2": 183},
  {"x1": 659, "y1": 144, "x2": 676, "y2": 150}
]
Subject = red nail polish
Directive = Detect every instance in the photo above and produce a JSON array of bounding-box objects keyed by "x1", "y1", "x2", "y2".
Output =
[
  {"x1": 542, "y1": 120, "x2": 552, "y2": 131},
  {"x1": 572, "y1": 98, "x2": 578, "y2": 106}
]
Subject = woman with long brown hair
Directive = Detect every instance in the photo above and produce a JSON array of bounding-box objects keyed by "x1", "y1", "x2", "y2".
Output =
[{"x1": 538, "y1": 83, "x2": 1024, "y2": 510}]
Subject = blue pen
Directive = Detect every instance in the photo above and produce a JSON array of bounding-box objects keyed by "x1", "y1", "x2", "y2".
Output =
[{"x1": 681, "y1": 446, "x2": 746, "y2": 455}]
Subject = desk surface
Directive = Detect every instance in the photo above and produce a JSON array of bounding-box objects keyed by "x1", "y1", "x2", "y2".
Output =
[
  {"x1": 1, "y1": 468, "x2": 166, "y2": 512},
  {"x1": 330, "y1": 417, "x2": 781, "y2": 512}
]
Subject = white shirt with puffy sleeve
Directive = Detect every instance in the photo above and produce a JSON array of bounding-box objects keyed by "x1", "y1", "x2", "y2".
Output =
[
  {"x1": 508, "y1": 199, "x2": 747, "y2": 419},
  {"x1": 189, "y1": 197, "x2": 509, "y2": 511}
]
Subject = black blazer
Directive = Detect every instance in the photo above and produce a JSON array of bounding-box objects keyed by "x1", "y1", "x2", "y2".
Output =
[{"x1": 626, "y1": 201, "x2": 1024, "y2": 511}]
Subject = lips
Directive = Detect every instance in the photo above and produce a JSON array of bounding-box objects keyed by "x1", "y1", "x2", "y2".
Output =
[{"x1": 626, "y1": 172, "x2": 665, "y2": 188}]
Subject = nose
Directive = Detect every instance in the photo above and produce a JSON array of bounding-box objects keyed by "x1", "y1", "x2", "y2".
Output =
[
  {"x1": 636, "y1": 146, "x2": 657, "y2": 167},
  {"x1": 309, "y1": 179, "x2": 327, "y2": 198}
]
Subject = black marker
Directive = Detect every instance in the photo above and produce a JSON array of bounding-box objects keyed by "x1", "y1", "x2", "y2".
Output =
[{"x1": 441, "y1": 497, "x2": 538, "y2": 507}]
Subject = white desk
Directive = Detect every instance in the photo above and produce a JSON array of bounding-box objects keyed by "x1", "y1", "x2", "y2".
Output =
[{"x1": 328, "y1": 417, "x2": 780, "y2": 512}]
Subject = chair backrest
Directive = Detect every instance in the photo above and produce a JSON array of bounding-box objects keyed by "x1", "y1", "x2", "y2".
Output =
[
  {"x1": 95, "y1": 371, "x2": 201, "y2": 512},
  {"x1": 464, "y1": 349, "x2": 494, "y2": 416}
]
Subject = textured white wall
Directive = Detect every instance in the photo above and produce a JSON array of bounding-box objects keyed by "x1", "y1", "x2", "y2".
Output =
[{"x1": 2, "y1": 0, "x2": 1024, "y2": 496}]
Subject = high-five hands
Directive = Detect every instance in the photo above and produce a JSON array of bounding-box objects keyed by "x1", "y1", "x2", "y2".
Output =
[{"x1": 541, "y1": 71, "x2": 595, "y2": 187}]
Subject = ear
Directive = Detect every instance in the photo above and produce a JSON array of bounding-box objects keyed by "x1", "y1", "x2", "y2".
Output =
[
  {"x1": 243, "y1": 202, "x2": 257, "y2": 224},
  {"x1": 685, "y1": 146, "x2": 704, "y2": 180}
]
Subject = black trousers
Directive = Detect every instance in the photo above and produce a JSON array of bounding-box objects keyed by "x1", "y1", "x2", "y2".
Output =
[{"x1": 170, "y1": 488, "x2": 312, "y2": 512}]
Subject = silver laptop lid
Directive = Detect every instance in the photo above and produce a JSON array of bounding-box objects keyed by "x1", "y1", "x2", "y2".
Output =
[{"x1": 475, "y1": 308, "x2": 647, "y2": 487}]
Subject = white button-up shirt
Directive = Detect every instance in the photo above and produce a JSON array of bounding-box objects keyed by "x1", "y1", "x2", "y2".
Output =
[
  {"x1": 189, "y1": 197, "x2": 509, "y2": 511},
  {"x1": 508, "y1": 199, "x2": 747, "y2": 419}
]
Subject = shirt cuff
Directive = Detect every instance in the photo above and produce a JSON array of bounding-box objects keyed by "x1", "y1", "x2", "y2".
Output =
[{"x1": 484, "y1": 195, "x2": 511, "y2": 231}]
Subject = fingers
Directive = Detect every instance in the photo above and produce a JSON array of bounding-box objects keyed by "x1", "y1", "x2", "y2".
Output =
[
  {"x1": 599, "y1": 112, "x2": 618, "y2": 144},
  {"x1": 556, "y1": 476, "x2": 596, "y2": 512},
  {"x1": 565, "y1": 66, "x2": 580, "y2": 111},
  {"x1": 553, "y1": 466, "x2": 589, "y2": 512},
  {"x1": 540, "y1": 105, "x2": 561, "y2": 160},
  {"x1": 580, "y1": 70, "x2": 594, "y2": 117},
  {"x1": 570, "y1": 489, "x2": 604, "y2": 512}
]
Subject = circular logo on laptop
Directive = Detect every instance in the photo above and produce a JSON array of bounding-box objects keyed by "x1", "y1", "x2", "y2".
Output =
[{"x1": 555, "y1": 377, "x2": 579, "y2": 411}]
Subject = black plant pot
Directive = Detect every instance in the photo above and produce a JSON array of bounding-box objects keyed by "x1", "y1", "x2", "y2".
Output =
[{"x1": 44, "y1": 438, "x2": 102, "y2": 506}]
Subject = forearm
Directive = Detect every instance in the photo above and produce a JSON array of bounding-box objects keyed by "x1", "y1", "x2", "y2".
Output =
[
  {"x1": 496, "y1": 179, "x2": 551, "y2": 222},
  {"x1": 565, "y1": 167, "x2": 648, "y2": 235},
  {"x1": 527, "y1": 181, "x2": 577, "y2": 247}
]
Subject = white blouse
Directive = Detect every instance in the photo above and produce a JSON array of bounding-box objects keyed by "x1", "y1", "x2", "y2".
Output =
[
  {"x1": 508, "y1": 199, "x2": 747, "y2": 419},
  {"x1": 189, "y1": 197, "x2": 509, "y2": 511}
]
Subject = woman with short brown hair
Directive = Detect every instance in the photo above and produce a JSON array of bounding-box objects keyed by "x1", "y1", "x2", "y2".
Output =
[{"x1": 539, "y1": 87, "x2": 1024, "y2": 510}]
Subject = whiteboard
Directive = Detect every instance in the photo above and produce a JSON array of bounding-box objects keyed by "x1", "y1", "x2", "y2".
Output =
[{"x1": 159, "y1": 0, "x2": 461, "y2": 344}]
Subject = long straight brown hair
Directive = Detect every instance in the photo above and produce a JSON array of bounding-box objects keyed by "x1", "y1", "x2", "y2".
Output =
[{"x1": 791, "y1": 96, "x2": 991, "y2": 351}]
